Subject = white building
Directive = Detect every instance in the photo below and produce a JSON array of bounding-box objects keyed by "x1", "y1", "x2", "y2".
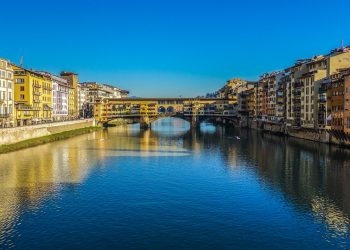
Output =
[
  {"x1": 77, "y1": 82, "x2": 129, "y2": 118},
  {"x1": 0, "y1": 58, "x2": 14, "y2": 127},
  {"x1": 78, "y1": 84, "x2": 87, "y2": 117},
  {"x1": 52, "y1": 75, "x2": 69, "y2": 121},
  {"x1": 80, "y1": 82, "x2": 128, "y2": 101}
]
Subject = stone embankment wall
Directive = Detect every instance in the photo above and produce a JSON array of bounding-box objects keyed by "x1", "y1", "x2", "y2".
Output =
[
  {"x1": 0, "y1": 119, "x2": 96, "y2": 145},
  {"x1": 285, "y1": 126, "x2": 329, "y2": 143},
  {"x1": 245, "y1": 119, "x2": 337, "y2": 145}
]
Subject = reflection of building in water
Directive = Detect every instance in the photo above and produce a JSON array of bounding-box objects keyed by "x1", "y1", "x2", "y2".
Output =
[
  {"x1": 0, "y1": 132, "x2": 105, "y2": 244},
  {"x1": 311, "y1": 196, "x2": 350, "y2": 235},
  {"x1": 182, "y1": 124, "x2": 350, "y2": 237},
  {"x1": 241, "y1": 132, "x2": 350, "y2": 235}
]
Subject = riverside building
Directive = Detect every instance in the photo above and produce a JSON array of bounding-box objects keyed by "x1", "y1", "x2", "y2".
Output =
[
  {"x1": 80, "y1": 82, "x2": 128, "y2": 103},
  {"x1": 79, "y1": 82, "x2": 129, "y2": 117},
  {"x1": 318, "y1": 68, "x2": 350, "y2": 132},
  {"x1": 0, "y1": 58, "x2": 14, "y2": 127},
  {"x1": 78, "y1": 84, "x2": 88, "y2": 117},
  {"x1": 52, "y1": 75, "x2": 69, "y2": 121},
  {"x1": 211, "y1": 45, "x2": 350, "y2": 137},
  {"x1": 37, "y1": 72, "x2": 69, "y2": 121},
  {"x1": 13, "y1": 66, "x2": 53, "y2": 126},
  {"x1": 60, "y1": 72, "x2": 79, "y2": 119}
]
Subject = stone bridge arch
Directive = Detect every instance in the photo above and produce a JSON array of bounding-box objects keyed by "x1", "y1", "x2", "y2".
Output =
[
  {"x1": 166, "y1": 106, "x2": 174, "y2": 113},
  {"x1": 158, "y1": 106, "x2": 166, "y2": 113}
]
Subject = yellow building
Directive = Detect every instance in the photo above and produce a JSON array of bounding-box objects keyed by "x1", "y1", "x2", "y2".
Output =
[
  {"x1": 248, "y1": 88, "x2": 257, "y2": 117},
  {"x1": 68, "y1": 87, "x2": 75, "y2": 118},
  {"x1": 13, "y1": 66, "x2": 53, "y2": 126},
  {"x1": 60, "y1": 72, "x2": 79, "y2": 118}
]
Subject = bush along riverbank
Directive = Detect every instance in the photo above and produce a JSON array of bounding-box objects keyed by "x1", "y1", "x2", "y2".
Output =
[{"x1": 0, "y1": 126, "x2": 102, "y2": 154}]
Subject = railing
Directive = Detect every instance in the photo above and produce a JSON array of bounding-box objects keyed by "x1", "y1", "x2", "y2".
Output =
[{"x1": 16, "y1": 105, "x2": 33, "y2": 111}]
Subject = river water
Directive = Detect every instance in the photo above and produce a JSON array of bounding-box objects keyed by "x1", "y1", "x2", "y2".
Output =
[{"x1": 0, "y1": 118, "x2": 349, "y2": 249}]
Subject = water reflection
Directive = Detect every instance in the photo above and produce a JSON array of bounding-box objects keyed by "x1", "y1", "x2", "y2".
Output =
[
  {"x1": 181, "y1": 125, "x2": 350, "y2": 238},
  {"x1": 0, "y1": 117, "x2": 349, "y2": 248}
]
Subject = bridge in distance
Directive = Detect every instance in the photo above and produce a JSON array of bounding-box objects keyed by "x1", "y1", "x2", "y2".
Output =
[{"x1": 94, "y1": 98, "x2": 239, "y2": 129}]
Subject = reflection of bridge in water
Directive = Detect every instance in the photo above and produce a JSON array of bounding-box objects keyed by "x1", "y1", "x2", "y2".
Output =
[{"x1": 94, "y1": 98, "x2": 239, "y2": 129}]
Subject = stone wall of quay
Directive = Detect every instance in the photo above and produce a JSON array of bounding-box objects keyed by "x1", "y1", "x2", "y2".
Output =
[
  {"x1": 246, "y1": 119, "x2": 336, "y2": 145},
  {"x1": 0, "y1": 119, "x2": 96, "y2": 145},
  {"x1": 285, "y1": 126, "x2": 329, "y2": 143}
]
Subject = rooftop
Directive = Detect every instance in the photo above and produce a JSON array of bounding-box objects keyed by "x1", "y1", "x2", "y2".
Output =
[{"x1": 60, "y1": 71, "x2": 78, "y2": 76}]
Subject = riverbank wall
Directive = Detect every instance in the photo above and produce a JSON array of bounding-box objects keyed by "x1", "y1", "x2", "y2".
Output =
[
  {"x1": 0, "y1": 119, "x2": 96, "y2": 146},
  {"x1": 241, "y1": 119, "x2": 350, "y2": 146}
]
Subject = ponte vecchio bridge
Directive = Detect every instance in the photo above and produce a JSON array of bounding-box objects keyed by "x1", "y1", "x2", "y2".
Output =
[{"x1": 94, "y1": 98, "x2": 238, "y2": 129}]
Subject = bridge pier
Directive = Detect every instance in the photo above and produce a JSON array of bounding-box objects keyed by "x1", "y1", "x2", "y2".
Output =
[
  {"x1": 140, "y1": 116, "x2": 151, "y2": 130},
  {"x1": 191, "y1": 115, "x2": 200, "y2": 128}
]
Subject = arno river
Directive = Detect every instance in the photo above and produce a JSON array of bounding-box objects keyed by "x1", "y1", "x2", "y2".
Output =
[{"x1": 0, "y1": 118, "x2": 349, "y2": 249}]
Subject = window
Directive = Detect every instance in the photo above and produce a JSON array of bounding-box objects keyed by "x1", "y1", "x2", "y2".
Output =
[
  {"x1": 20, "y1": 86, "x2": 24, "y2": 91},
  {"x1": 16, "y1": 78, "x2": 24, "y2": 83},
  {"x1": 20, "y1": 94, "x2": 25, "y2": 100}
]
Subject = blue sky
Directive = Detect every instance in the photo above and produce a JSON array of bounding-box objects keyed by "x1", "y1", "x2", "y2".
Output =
[{"x1": 1, "y1": 0, "x2": 350, "y2": 97}]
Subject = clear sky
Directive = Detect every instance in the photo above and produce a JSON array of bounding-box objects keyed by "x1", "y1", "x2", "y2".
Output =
[{"x1": 1, "y1": 0, "x2": 350, "y2": 97}]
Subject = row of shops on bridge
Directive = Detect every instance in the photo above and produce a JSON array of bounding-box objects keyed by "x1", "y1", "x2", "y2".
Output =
[{"x1": 93, "y1": 98, "x2": 239, "y2": 122}]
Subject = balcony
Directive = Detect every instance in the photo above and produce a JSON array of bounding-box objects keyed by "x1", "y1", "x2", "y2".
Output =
[
  {"x1": 16, "y1": 104, "x2": 33, "y2": 111},
  {"x1": 34, "y1": 91, "x2": 41, "y2": 96},
  {"x1": 294, "y1": 82, "x2": 303, "y2": 88},
  {"x1": 292, "y1": 90, "x2": 301, "y2": 95}
]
